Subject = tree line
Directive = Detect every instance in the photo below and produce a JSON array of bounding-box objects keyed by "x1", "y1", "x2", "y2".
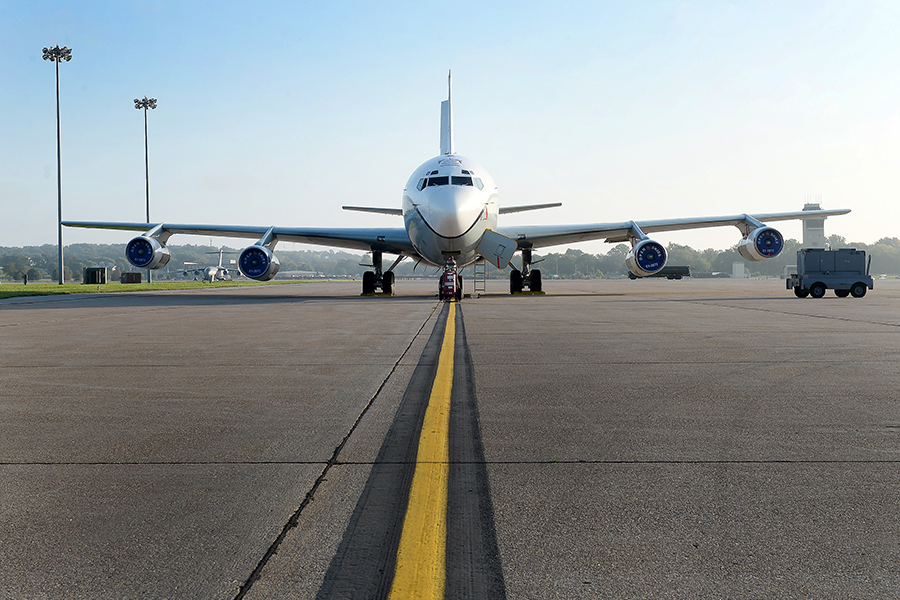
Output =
[{"x1": 3, "y1": 236, "x2": 900, "y2": 282}]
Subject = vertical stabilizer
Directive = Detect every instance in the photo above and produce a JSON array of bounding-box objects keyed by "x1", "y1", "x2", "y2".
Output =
[{"x1": 440, "y1": 70, "x2": 454, "y2": 155}]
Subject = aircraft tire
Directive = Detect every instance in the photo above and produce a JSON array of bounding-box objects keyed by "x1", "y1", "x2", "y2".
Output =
[
  {"x1": 383, "y1": 271, "x2": 394, "y2": 295},
  {"x1": 362, "y1": 271, "x2": 376, "y2": 294},
  {"x1": 834, "y1": 289, "x2": 850, "y2": 298},
  {"x1": 510, "y1": 269, "x2": 523, "y2": 294},
  {"x1": 530, "y1": 269, "x2": 542, "y2": 292},
  {"x1": 456, "y1": 275, "x2": 463, "y2": 302}
]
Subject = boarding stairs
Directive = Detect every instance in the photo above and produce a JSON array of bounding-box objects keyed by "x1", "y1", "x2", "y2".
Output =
[{"x1": 472, "y1": 257, "x2": 487, "y2": 297}]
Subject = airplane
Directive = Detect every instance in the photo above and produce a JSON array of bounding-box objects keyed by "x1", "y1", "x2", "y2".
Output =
[
  {"x1": 177, "y1": 264, "x2": 232, "y2": 283},
  {"x1": 175, "y1": 248, "x2": 236, "y2": 282},
  {"x1": 64, "y1": 72, "x2": 850, "y2": 296}
]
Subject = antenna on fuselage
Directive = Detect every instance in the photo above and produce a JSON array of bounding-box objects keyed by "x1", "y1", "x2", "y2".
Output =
[{"x1": 440, "y1": 70, "x2": 455, "y2": 155}]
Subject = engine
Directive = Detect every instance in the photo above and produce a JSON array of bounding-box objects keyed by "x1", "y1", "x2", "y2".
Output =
[
  {"x1": 737, "y1": 227, "x2": 784, "y2": 261},
  {"x1": 125, "y1": 236, "x2": 171, "y2": 270},
  {"x1": 239, "y1": 245, "x2": 280, "y2": 281},
  {"x1": 625, "y1": 239, "x2": 667, "y2": 277}
]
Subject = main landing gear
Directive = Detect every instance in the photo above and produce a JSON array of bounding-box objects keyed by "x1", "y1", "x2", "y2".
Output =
[
  {"x1": 361, "y1": 251, "x2": 402, "y2": 296},
  {"x1": 509, "y1": 247, "x2": 542, "y2": 294},
  {"x1": 438, "y1": 257, "x2": 463, "y2": 302}
]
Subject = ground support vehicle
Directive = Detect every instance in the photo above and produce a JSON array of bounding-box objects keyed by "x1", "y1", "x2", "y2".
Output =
[
  {"x1": 439, "y1": 258, "x2": 462, "y2": 302},
  {"x1": 786, "y1": 248, "x2": 873, "y2": 298}
]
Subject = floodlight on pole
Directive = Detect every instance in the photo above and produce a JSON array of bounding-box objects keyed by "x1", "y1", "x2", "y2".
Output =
[
  {"x1": 42, "y1": 45, "x2": 72, "y2": 285},
  {"x1": 134, "y1": 96, "x2": 157, "y2": 283}
]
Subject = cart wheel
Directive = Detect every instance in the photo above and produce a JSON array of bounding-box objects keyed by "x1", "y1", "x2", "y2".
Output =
[{"x1": 809, "y1": 282, "x2": 827, "y2": 298}]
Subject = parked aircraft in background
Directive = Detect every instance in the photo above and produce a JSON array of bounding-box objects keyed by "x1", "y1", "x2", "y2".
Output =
[
  {"x1": 65, "y1": 73, "x2": 850, "y2": 296},
  {"x1": 176, "y1": 247, "x2": 236, "y2": 282}
]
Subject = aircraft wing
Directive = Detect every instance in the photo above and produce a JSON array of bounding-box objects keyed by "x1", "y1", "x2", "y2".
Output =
[
  {"x1": 62, "y1": 221, "x2": 419, "y2": 256},
  {"x1": 494, "y1": 209, "x2": 851, "y2": 248}
]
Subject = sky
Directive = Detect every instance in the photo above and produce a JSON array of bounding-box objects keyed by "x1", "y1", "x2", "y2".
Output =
[{"x1": 2, "y1": 0, "x2": 899, "y2": 255}]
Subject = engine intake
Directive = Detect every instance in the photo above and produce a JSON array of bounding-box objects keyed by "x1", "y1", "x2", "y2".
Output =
[
  {"x1": 125, "y1": 236, "x2": 171, "y2": 270},
  {"x1": 239, "y1": 245, "x2": 280, "y2": 281},
  {"x1": 625, "y1": 239, "x2": 667, "y2": 277},
  {"x1": 737, "y1": 227, "x2": 784, "y2": 261}
]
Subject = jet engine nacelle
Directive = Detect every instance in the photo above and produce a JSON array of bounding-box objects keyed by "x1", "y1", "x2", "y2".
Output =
[
  {"x1": 737, "y1": 226, "x2": 784, "y2": 262},
  {"x1": 239, "y1": 245, "x2": 280, "y2": 281},
  {"x1": 125, "y1": 236, "x2": 171, "y2": 270},
  {"x1": 625, "y1": 239, "x2": 667, "y2": 277}
]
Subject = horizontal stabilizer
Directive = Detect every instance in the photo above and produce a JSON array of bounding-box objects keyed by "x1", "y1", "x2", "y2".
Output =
[
  {"x1": 499, "y1": 202, "x2": 562, "y2": 215},
  {"x1": 342, "y1": 206, "x2": 403, "y2": 216}
]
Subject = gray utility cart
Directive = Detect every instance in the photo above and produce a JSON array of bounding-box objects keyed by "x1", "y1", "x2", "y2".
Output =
[{"x1": 787, "y1": 248, "x2": 873, "y2": 298}]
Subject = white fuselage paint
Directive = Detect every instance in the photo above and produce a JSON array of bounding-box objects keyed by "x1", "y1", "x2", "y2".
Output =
[{"x1": 402, "y1": 154, "x2": 499, "y2": 268}]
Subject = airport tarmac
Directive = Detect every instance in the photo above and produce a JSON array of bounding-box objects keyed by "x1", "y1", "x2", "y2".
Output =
[{"x1": 2, "y1": 277, "x2": 899, "y2": 599}]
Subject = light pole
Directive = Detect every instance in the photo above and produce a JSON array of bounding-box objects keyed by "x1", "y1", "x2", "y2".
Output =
[
  {"x1": 134, "y1": 96, "x2": 157, "y2": 283},
  {"x1": 42, "y1": 45, "x2": 72, "y2": 285}
]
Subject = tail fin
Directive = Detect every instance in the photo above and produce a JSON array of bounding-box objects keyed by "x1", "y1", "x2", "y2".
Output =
[{"x1": 440, "y1": 70, "x2": 454, "y2": 155}]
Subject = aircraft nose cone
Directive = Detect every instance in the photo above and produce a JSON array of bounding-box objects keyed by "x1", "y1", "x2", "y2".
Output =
[{"x1": 425, "y1": 186, "x2": 482, "y2": 237}]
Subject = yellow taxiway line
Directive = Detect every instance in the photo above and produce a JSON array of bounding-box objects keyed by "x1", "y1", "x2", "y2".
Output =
[{"x1": 388, "y1": 302, "x2": 456, "y2": 599}]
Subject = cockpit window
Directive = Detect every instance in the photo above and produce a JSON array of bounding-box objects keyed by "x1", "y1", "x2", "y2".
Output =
[{"x1": 420, "y1": 174, "x2": 480, "y2": 189}]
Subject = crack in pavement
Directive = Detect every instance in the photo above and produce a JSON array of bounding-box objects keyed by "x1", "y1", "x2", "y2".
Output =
[{"x1": 232, "y1": 302, "x2": 440, "y2": 600}]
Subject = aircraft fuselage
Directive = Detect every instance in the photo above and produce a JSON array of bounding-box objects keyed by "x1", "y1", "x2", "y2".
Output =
[{"x1": 402, "y1": 154, "x2": 499, "y2": 267}]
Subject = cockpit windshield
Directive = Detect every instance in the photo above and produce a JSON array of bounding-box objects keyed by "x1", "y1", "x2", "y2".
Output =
[{"x1": 418, "y1": 174, "x2": 480, "y2": 190}]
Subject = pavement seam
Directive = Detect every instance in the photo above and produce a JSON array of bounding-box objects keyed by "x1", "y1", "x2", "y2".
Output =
[
  {"x1": 331, "y1": 459, "x2": 900, "y2": 465},
  {"x1": 232, "y1": 302, "x2": 440, "y2": 600},
  {"x1": 687, "y1": 300, "x2": 900, "y2": 327},
  {"x1": 5, "y1": 460, "x2": 899, "y2": 466}
]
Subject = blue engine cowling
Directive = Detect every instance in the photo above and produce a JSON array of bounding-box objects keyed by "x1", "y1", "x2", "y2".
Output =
[
  {"x1": 125, "y1": 236, "x2": 171, "y2": 270},
  {"x1": 239, "y1": 245, "x2": 280, "y2": 281},
  {"x1": 737, "y1": 227, "x2": 784, "y2": 261},
  {"x1": 625, "y1": 239, "x2": 667, "y2": 277}
]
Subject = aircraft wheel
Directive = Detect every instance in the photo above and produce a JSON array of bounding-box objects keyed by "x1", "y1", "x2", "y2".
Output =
[
  {"x1": 362, "y1": 271, "x2": 376, "y2": 294},
  {"x1": 455, "y1": 274, "x2": 463, "y2": 302},
  {"x1": 794, "y1": 287, "x2": 809, "y2": 298},
  {"x1": 510, "y1": 269, "x2": 523, "y2": 294},
  {"x1": 850, "y1": 282, "x2": 867, "y2": 298},
  {"x1": 383, "y1": 271, "x2": 395, "y2": 295},
  {"x1": 834, "y1": 289, "x2": 850, "y2": 298},
  {"x1": 809, "y1": 282, "x2": 827, "y2": 298},
  {"x1": 530, "y1": 269, "x2": 542, "y2": 292}
]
